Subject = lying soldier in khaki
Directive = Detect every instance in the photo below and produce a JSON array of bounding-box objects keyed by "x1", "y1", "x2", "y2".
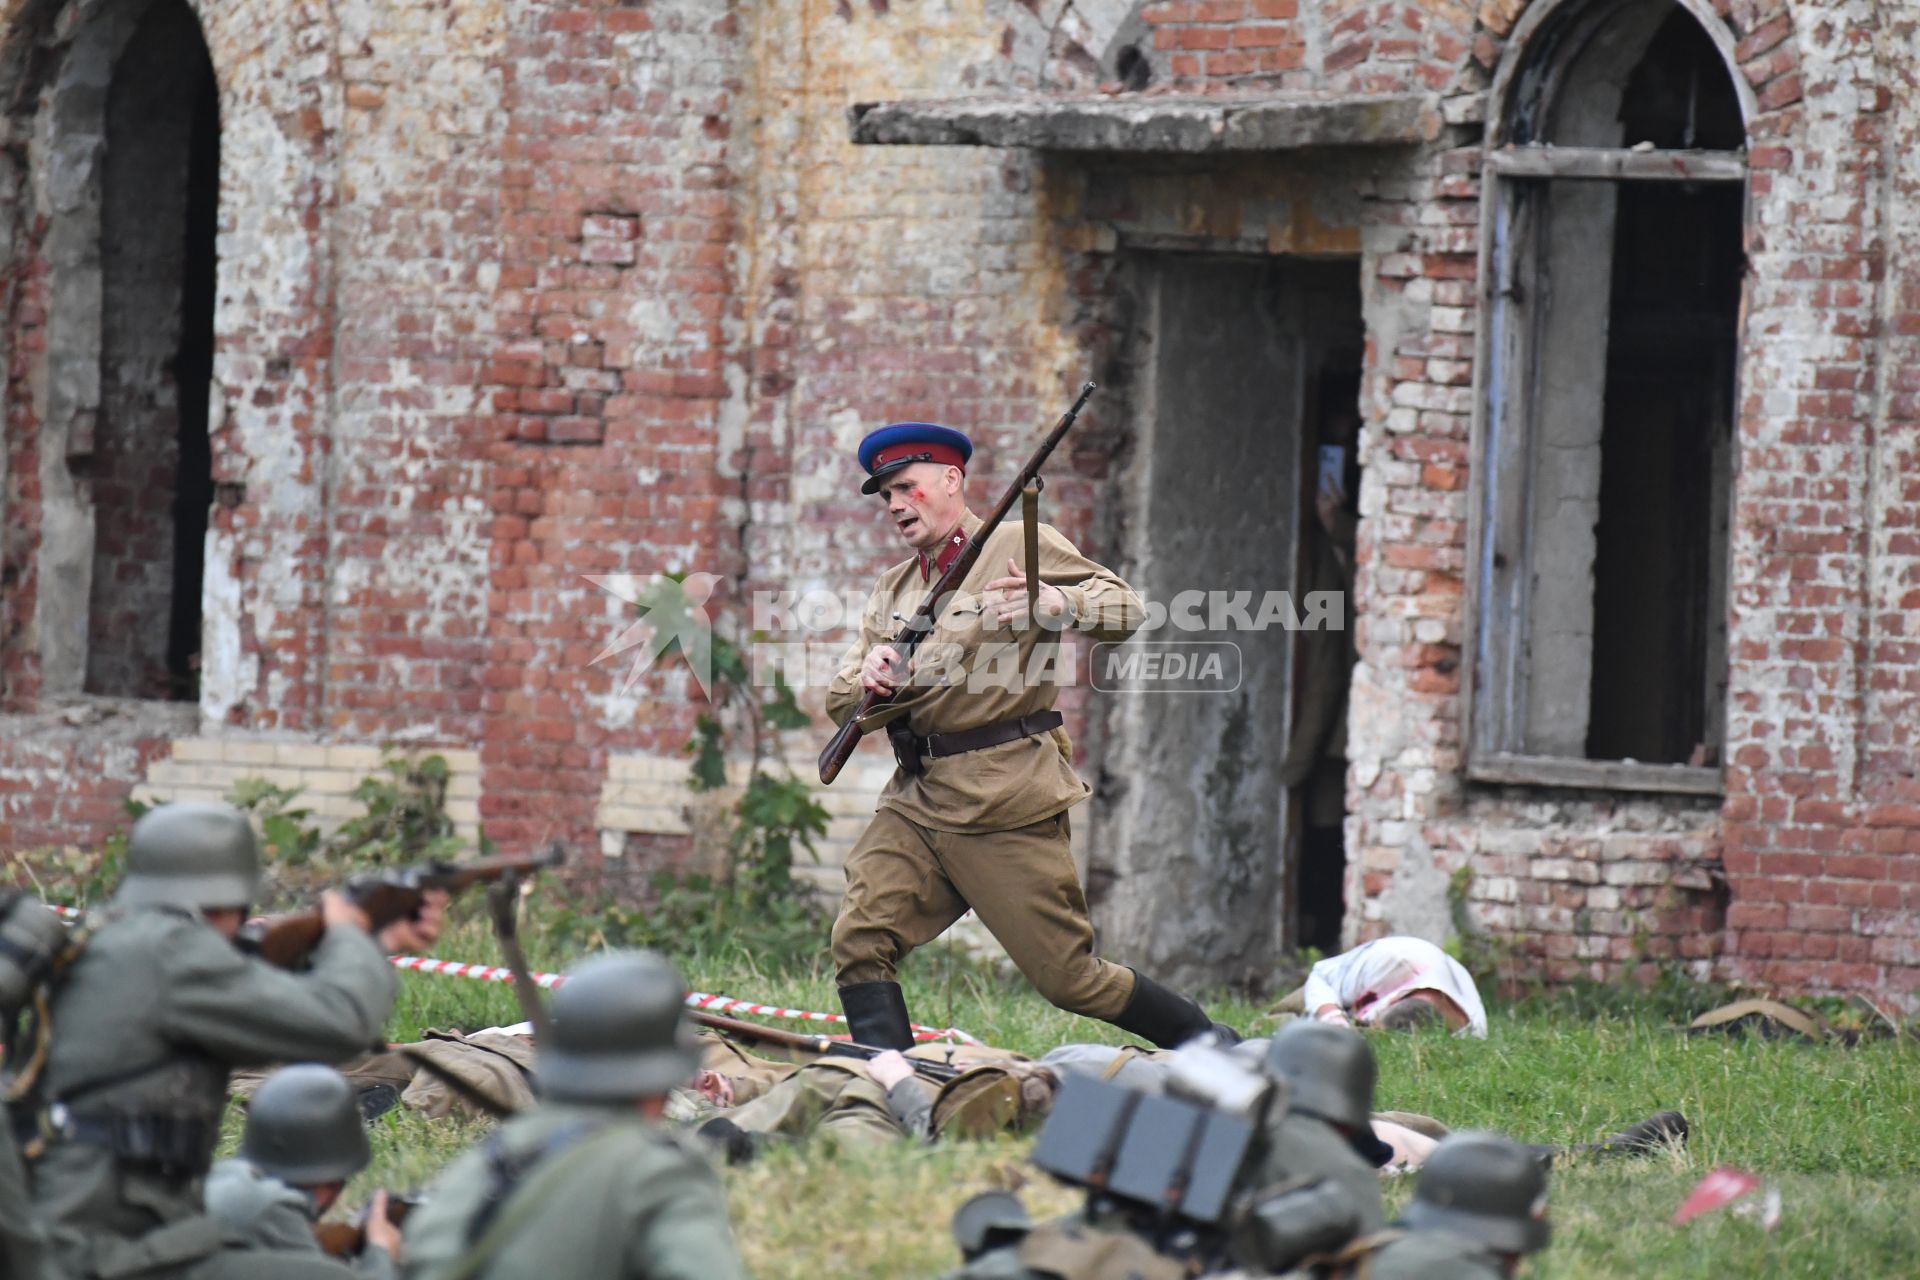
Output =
[{"x1": 678, "y1": 1041, "x2": 1057, "y2": 1157}]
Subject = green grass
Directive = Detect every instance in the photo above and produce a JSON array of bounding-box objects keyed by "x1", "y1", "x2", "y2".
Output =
[{"x1": 256, "y1": 912, "x2": 1920, "y2": 1278}]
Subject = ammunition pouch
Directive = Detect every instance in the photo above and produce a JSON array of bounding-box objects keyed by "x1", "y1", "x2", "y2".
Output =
[
  {"x1": 886, "y1": 719, "x2": 925, "y2": 776},
  {"x1": 30, "y1": 1104, "x2": 215, "y2": 1178},
  {"x1": 888, "y1": 710, "x2": 1067, "y2": 777},
  {"x1": 1231, "y1": 1177, "x2": 1362, "y2": 1273}
]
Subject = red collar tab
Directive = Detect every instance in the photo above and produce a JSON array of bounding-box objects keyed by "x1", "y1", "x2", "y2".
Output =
[{"x1": 918, "y1": 527, "x2": 969, "y2": 582}]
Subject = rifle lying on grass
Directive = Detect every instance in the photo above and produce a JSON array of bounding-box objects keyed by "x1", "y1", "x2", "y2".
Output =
[
  {"x1": 817, "y1": 381, "x2": 1098, "y2": 785},
  {"x1": 691, "y1": 1008, "x2": 964, "y2": 1084},
  {"x1": 239, "y1": 844, "x2": 566, "y2": 969},
  {"x1": 314, "y1": 1192, "x2": 426, "y2": 1259}
]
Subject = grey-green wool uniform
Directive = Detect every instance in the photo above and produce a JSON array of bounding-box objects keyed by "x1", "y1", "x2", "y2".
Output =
[
  {"x1": 1237, "y1": 1022, "x2": 1388, "y2": 1235},
  {"x1": 29, "y1": 909, "x2": 395, "y2": 1279},
  {"x1": 401, "y1": 1105, "x2": 743, "y2": 1280},
  {"x1": 204, "y1": 1159, "x2": 394, "y2": 1280},
  {"x1": 1367, "y1": 1230, "x2": 1508, "y2": 1280},
  {"x1": 401, "y1": 950, "x2": 746, "y2": 1280},
  {"x1": 1240, "y1": 1110, "x2": 1386, "y2": 1235}
]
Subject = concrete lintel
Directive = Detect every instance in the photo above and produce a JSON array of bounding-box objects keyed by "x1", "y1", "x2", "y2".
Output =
[{"x1": 847, "y1": 92, "x2": 1443, "y2": 153}]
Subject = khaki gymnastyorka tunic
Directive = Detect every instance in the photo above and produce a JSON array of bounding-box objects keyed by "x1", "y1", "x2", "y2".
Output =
[
  {"x1": 826, "y1": 508, "x2": 1143, "y2": 833},
  {"x1": 826, "y1": 508, "x2": 1146, "y2": 1019}
]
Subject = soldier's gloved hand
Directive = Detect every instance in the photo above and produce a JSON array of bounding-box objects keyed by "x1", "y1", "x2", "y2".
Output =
[
  {"x1": 364, "y1": 1189, "x2": 404, "y2": 1259},
  {"x1": 378, "y1": 888, "x2": 450, "y2": 954},
  {"x1": 861, "y1": 644, "x2": 906, "y2": 694},
  {"x1": 697, "y1": 1117, "x2": 759, "y2": 1167},
  {"x1": 868, "y1": 1050, "x2": 917, "y2": 1091},
  {"x1": 321, "y1": 890, "x2": 374, "y2": 934}
]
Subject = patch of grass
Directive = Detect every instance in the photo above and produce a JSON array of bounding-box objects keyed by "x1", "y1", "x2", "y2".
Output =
[{"x1": 240, "y1": 904, "x2": 1920, "y2": 1277}]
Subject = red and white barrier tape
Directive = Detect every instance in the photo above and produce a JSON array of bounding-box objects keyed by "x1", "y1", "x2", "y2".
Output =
[
  {"x1": 45, "y1": 908, "x2": 976, "y2": 1044},
  {"x1": 389, "y1": 954, "x2": 980, "y2": 1044}
]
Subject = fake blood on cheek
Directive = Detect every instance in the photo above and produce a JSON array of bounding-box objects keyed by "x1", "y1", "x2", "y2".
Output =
[{"x1": 908, "y1": 486, "x2": 927, "y2": 503}]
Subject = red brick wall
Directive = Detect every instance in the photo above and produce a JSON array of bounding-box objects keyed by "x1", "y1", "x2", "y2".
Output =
[
  {"x1": 0, "y1": 0, "x2": 1913, "y2": 1007},
  {"x1": 476, "y1": 0, "x2": 743, "y2": 849}
]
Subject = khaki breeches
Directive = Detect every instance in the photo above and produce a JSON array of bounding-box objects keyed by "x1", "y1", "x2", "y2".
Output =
[
  {"x1": 724, "y1": 1063, "x2": 912, "y2": 1149},
  {"x1": 831, "y1": 807, "x2": 1134, "y2": 1020}
]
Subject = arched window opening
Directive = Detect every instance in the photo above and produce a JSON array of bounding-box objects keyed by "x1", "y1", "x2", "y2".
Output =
[
  {"x1": 1468, "y1": 0, "x2": 1747, "y2": 792},
  {"x1": 82, "y1": 0, "x2": 218, "y2": 701}
]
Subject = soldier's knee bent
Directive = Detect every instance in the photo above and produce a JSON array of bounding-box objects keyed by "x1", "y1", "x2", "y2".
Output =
[
  {"x1": 830, "y1": 914, "x2": 902, "y2": 985},
  {"x1": 1028, "y1": 964, "x2": 1114, "y2": 1018}
]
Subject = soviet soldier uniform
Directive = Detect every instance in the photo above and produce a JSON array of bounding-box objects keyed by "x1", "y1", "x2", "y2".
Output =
[
  {"x1": 829, "y1": 421, "x2": 1224, "y2": 1050},
  {"x1": 401, "y1": 951, "x2": 746, "y2": 1280},
  {"x1": 20, "y1": 802, "x2": 396, "y2": 1280},
  {"x1": 205, "y1": 1064, "x2": 396, "y2": 1279}
]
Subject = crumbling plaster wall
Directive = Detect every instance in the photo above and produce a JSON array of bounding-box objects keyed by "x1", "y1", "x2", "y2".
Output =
[
  {"x1": 0, "y1": 0, "x2": 1912, "y2": 1009},
  {"x1": 873, "y1": 0, "x2": 1920, "y2": 1002},
  {"x1": 0, "y1": 0, "x2": 344, "y2": 846}
]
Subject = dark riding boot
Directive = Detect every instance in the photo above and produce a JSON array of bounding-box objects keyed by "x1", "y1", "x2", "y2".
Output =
[
  {"x1": 1540, "y1": 1110, "x2": 1689, "y2": 1165},
  {"x1": 1111, "y1": 970, "x2": 1232, "y2": 1048},
  {"x1": 1584, "y1": 1110, "x2": 1689, "y2": 1158},
  {"x1": 839, "y1": 980, "x2": 916, "y2": 1051}
]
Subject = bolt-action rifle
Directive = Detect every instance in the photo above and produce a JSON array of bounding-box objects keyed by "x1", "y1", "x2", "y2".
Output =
[
  {"x1": 816, "y1": 381, "x2": 1098, "y2": 785},
  {"x1": 238, "y1": 844, "x2": 566, "y2": 969},
  {"x1": 314, "y1": 1191, "x2": 425, "y2": 1258},
  {"x1": 691, "y1": 1008, "x2": 964, "y2": 1084}
]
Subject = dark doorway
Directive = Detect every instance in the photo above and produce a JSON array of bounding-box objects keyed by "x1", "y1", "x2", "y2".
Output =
[
  {"x1": 1292, "y1": 359, "x2": 1363, "y2": 954},
  {"x1": 84, "y1": 0, "x2": 217, "y2": 701},
  {"x1": 1101, "y1": 255, "x2": 1362, "y2": 988}
]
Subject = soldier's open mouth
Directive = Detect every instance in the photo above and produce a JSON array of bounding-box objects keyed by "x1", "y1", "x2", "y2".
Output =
[{"x1": 897, "y1": 516, "x2": 920, "y2": 536}]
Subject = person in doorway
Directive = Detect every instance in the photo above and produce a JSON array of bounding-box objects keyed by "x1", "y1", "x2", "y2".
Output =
[{"x1": 1281, "y1": 371, "x2": 1362, "y2": 954}]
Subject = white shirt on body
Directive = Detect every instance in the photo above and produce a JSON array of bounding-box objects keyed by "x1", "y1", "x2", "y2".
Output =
[{"x1": 1301, "y1": 936, "x2": 1488, "y2": 1038}]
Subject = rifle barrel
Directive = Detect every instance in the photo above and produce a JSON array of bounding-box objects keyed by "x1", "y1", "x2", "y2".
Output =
[{"x1": 690, "y1": 1009, "x2": 964, "y2": 1083}]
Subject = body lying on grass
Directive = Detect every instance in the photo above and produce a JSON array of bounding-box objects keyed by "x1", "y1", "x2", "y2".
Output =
[{"x1": 673, "y1": 1032, "x2": 1683, "y2": 1174}]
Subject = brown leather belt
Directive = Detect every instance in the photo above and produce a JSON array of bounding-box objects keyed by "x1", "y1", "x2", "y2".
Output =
[{"x1": 921, "y1": 710, "x2": 1064, "y2": 762}]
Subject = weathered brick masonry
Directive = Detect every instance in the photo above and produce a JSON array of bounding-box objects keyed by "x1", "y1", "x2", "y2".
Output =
[{"x1": 0, "y1": 0, "x2": 1912, "y2": 1003}]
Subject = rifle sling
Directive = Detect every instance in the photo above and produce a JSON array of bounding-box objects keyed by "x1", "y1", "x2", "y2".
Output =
[
  {"x1": 444, "y1": 1122, "x2": 624, "y2": 1280},
  {"x1": 1022, "y1": 480, "x2": 1041, "y2": 628}
]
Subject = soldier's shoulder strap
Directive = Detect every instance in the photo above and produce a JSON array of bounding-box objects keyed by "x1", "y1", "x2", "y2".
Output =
[
  {"x1": 1296, "y1": 1228, "x2": 1407, "y2": 1280},
  {"x1": 3, "y1": 904, "x2": 100, "y2": 1107},
  {"x1": 440, "y1": 1121, "x2": 631, "y2": 1280}
]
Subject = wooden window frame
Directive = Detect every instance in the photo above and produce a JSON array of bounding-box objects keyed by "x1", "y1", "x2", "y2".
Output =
[{"x1": 1460, "y1": 0, "x2": 1756, "y2": 798}]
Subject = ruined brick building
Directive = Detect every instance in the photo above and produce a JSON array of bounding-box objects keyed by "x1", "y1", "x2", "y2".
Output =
[{"x1": 0, "y1": 0, "x2": 1913, "y2": 1003}]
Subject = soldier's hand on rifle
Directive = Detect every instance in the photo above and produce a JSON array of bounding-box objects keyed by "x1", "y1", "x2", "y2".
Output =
[
  {"x1": 377, "y1": 888, "x2": 450, "y2": 954},
  {"x1": 320, "y1": 890, "x2": 374, "y2": 934},
  {"x1": 363, "y1": 1190, "x2": 404, "y2": 1259},
  {"x1": 985, "y1": 558, "x2": 1068, "y2": 627},
  {"x1": 868, "y1": 1050, "x2": 917, "y2": 1091},
  {"x1": 861, "y1": 644, "x2": 908, "y2": 694}
]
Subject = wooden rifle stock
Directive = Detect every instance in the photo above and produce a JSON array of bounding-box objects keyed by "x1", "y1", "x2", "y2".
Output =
[
  {"x1": 690, "y1": 1008, "x2": 963, "y2": 1084},
  {"x1": 314, "y1": 1192, "x2": 423, "y2": 1258},
  {"x1": 817, "y1": 380, "x2": 1098, "y2": 784},
  {"x1": 241, "y1": 845, "x2": 567, "y2": 970}
]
